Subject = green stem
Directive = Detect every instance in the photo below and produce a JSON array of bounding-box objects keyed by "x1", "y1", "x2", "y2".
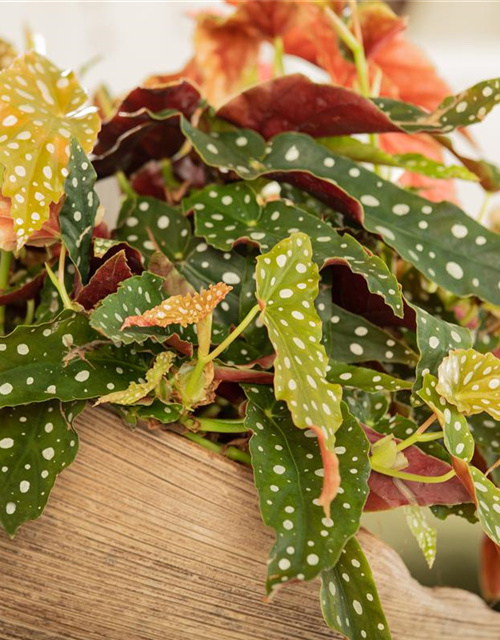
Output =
[
  {"x1": 45, "y1": 261, "x2": 73, "y2": 311},
  {"x1": 415, "y1": 431, "x2": 445, "y2": 443},
  {"x1": 24, "y1": 298, "x2": 35, "y2": 325},
  {"x1": 477, "y1": 192, "x2": 491, "y2": 224},
  {"x1": 0, "y1": 249, "x2": 12, "y2": 335},
  {"x1": 184, "y1": 304, "x2": 260, "y2": 402},
  {"x1": 396, "y1": 414, "x2": 437, "y2": 452},
  {"x1": 116, "y1": 171, "x2": 135, "y2": 199},
  {"x1": 371, "y1": 464, "x2": 456, "y2": 484},
  {"x1": 273, "y1": 36, "x2": 285, "y2": 77},
  {"x1": 194, "y1": 417, "x2": 247, "y2": 433},
  {"x1": 183, "y1": 431, "x2": 251, "y2": 466}
]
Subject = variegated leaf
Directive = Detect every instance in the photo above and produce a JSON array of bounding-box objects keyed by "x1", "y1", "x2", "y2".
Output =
[
  {"x1": 436, "y1": 349, "x2": 500, "y2": 419},
  {"x1": 417, "y1": 374, "x2": 475, "y2": 463},
  {"x1": 0, "y1": 52, "x2": 100, "y2": 246},
  {"x1": 256, "y1": 233, "x2": 343, "y2": 512},
  {"x1": 0, "y1": 400, "x2": 79, "y2": 536},
  {"x1": 321, "y1": 537, "x2": 391, "y2": 640},
  {"x1": 96, "y1": 351, "x2": 175, "y2": 406},
  {"x1": 122, "y1": 282, "x2": 232, "y2": 329},
  {"x1": 405, "y1": 506, "x2": 437, "y2": 569},
  {"x1": 469, "y1": 467, "x2": 500, "y2": 546},
  {"x1": 327, "y1": 361, "x2": 411, "y2": 394},
  {"x1": 187, "y1": 182, "x2": 403, "y2": 316},
  {"x1": 245, "y1": 385, "x2": 369, "y2": 592}
]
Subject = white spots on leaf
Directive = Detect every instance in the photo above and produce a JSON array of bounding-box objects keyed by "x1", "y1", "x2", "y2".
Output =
[
  {"x1": 446, "y1": 261, "x2": 464, "y2": 280},
  {"x1": 222, "y1": 271, "x2": 240, "y2": 285},
  {"x1": 5, "y1": 502, "x2": 16, "y2": 515},
  {"x1": 0, "y1": 438, "x2": 14, "y2": 449},
  {"x1": 16, "y1": 343, "x2": 29, "y2": 355},
  {"x1": 392, "y1": 204, "x2": 409, "y2": 216},
  {"x1": 75, "y1": 370, "x2": 90, "y2": 382},
  {"x1": 0, "y1": 383, "x2": 13, "y2": 395},
  {"x1": 360, "y1": 195, "x2": 380, "y2": 207},
  {"x1": 451, "y1": 224, "x2": 468, "y2": 239},
  {"x1": 285, "y1": 145, "x2": 300, "y2": 162},
  {"x1": 273, "y1": 465, "x2": 286, "y2": 475},
  {"x1": 42, "y1": 447, "x2": 55, "y2": 460}
]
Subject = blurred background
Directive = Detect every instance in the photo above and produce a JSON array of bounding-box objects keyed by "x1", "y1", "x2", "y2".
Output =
[{"x1": 2, "y1": 0, "x2": 499, "y2": 597}]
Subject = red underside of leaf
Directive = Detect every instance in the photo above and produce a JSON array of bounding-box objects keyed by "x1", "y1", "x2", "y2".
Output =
[
  {"x1": 76, "y1": 250, "x2": 133, "y2": 311},
  {"x1": 217, "y1": 74, "x2": 401, "y2": 139},
  {"x1": 0, "y1": 272, "x2": 45, "y2": 307},
  {"x1": 213, "y1": 367, "x2": 274, "y2": 384},
  {"x1": 363, "y1": 426, "x2": 470, "y2": 511},
  {"x1": 480, "y1": 535, "x2": 500, "y2": 601},
  {"x1": 93, "y1": 81, "x2": 201, "y2": 178}
]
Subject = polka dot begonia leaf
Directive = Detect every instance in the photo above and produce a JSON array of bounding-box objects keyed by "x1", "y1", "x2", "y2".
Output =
[
  {"x1": 95, "y1": 351, "x2": 175, "y2": 406},
  {"x1": 187, "y1": 182, "x2": 404, "y2": 316},
  {"x1": 245, "y1": 385, "x2": 370, "y2": 593},
  {"x1": 467, "y1": 466, "x2": 500, "y2": 546},
  {"x1": 93, "y1": 237, "x2": 122, "y2": 259},
  {"x1": 90, "y1": 272, "x2": 166, "y2": 345},
  {"x1": 122, "y1": 282, "x2": 232, "y2": 330},
  {"x1": 317, "y1": 299, "x2": 416, "y2": 366},
  {"x1": 320, "y1": 536, "x2": 391, "y2": 640},
  {"x1": 182, "y1": 120, "x2": 500, "y2": 307},
  {"x1": 59, "y1": 139, "x2": 100, "y2": 283},
  {"x1": 317, "y1": 136, "x2": 477, "y2": 182},
  {"x1": 411, "y1": 303, "x2": 472, "y2": 394},
  {"x1": 468, "y1": 414, "x2": 500, "y2": 457},
  {"x1": 436, "y1": 349, "x2": 500, "y2": 420},
  {"x1": 326, "y1": 361, "x2": 412, "y2": 394},
  {"x1": 116, "y1": 196, "x2": 194, "y2": 261},
  {"x1": 417, "y1": 374, "x2": 475, "y2": 463},
  {"x1": 134, "y1": 399, "x2": 183, "y2": 424},
  {"x1": 0, "y1": 310, "x2": 149, "y2": 407},
  {"x1": 0, "y1": 51, "x2": 100, "y2": 247},
  {"x1": 0, "y1": 400, "x2": 79, "y2": 536},
  {"x1": 404, "y1": 506, "x2": 437, "y2": 569},
  {"x1": 373, "y1": 77, "x2": 500, "y2": 134},
  {"x1": 255, "y1": 233, "x2": 344, "y2": 513},
  {"x1": 343, "y1": 390, "x2": 389, "y2": 428}
]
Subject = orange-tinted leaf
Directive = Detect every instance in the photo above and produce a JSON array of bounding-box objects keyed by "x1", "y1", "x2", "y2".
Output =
[
  {"x1": 480, "y1": 535, "x2": 500, "y2": 601},
  {"x1": 225, "y1": 0, "x2": 303, "y2": 39},
  {"x1": 92, "y1": 81, "x2": 201, "y2": 178},
  {"x1": 0, "y1": 194, "x2": 61, "y2": 252},
  {"x1": 217, "y1": 74, "x2": 401, "y2": 139},
  {"x1": 0, "y1": 52, "x2": 100, "y2": 247},
  {"x1": 122, "y1": 282, "x2": 232, "y2": 329},
  {"x1": 193, "y1": 13, "x2": 260, "y2": 106},
  {"x1": 357, "y1": 1, "x2": 407, "y2": 58}
]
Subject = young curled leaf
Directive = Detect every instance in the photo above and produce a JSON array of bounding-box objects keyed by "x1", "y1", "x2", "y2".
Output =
[
  {"x1": 256, "y1": 232, "x2": 343, "y2": 514},
  {"x1": 95, "y1": 351, "x2": 175, "y2": 406},
  {"x1": 437, "y1": 348, "x2": 500, "y2": 420},
  {"x1": 0, "y1": 52, "x2": 100, "y2": 247},
  {"x1": 122, "y1": 282, "x2": 232, "y2": 329}
]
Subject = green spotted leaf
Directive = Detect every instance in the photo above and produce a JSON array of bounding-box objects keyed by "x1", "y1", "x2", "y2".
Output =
[
  {"x1": 405, "y1": 506, "x2": 437, "y2": 569},
  {"x1": 90, "y1": 272, "x2": 166, "y2": 345},
  {"x1": 246, "y1": 385, "x2": 369, "y2": 592},
  {"x1": 0, "y1": 312, "x2": 148, "y2": 407},
  {"x1": 59, "y1": 139, "x2": 99, "y2": 283},
  {"x1": 96, "y1": 351, "x2": 175, "y2": 406},
  {"x1": 0, "y1": 400, "x2": 79, "y2": 536},
  {"x1": 431, "y1": 503, "x2": 478, "y2": 525},
  {"x1": 468, "y1": 466, "x2": 500, "y2": 546},
  {"x1": 318, "y1": 136, "x2": 477, "y2": 182},
  {"x1": 134, "y1": 399, "x2": 183, "y2": 424},
  {"x1": 318, "y1": 300, "x2": 416, "y2": 366},
  {"x1": 116, "y1": 196, "x2": 193, "y2": 260},
  {"x1": 256, "y1": 234, "x2": 342, "y2": 447},
  {"x1": 343, "y1": 389, "x2": 389, "y2": 427},
  {"x1": 373, "y1": 78, "x2": 500, "y2": 133},
  {"x1": 468, "y1": 414, "x2": 500, "y2": 456},
  {"x1": 321, "y1": 537, "x2": 391, "y2": 640},
  {"x1": 411, "y1": 304, "x2": 472, "y2": 393},
  {"x1": 418, "y1": 374, "x2": 475, "y2": 463},
  {"x1": 187, "y1": 182, "x2": 403, "y2": 316},
  {"x1": 327, "y1": 361, "x2": 411, "y2": 394},
  {"x1": 182, "y1": 121, "x2": 500, "y2": 306},
  {"x1": 436, "y1": 349, "x2": 500, "y2": 420},
  {"x1": 256, "y1": 233, "x2": 344, "y2": 512}
]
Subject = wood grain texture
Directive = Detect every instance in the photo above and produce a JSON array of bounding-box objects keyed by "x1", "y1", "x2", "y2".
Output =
[{"x1": 0, "y1": 407, "x2": 498, "y2": 640}]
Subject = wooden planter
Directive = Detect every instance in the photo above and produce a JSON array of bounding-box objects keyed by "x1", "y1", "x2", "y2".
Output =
[{"x1": 0, "y1": 407, "x2": 498, "y2": 639}]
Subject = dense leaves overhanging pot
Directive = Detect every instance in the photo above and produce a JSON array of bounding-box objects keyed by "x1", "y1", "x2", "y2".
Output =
[{"x1": 0, "y1": 2, "x2": 500, "y2": 638}]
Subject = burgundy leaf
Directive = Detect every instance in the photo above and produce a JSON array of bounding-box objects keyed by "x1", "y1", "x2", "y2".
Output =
[
  {"x1": 130, "y1": 162, "x2": 167, "y2": 200},
  {"x1": 213, "y1": 366, "x2": 273, "y2": 384},
  {"x1": 92, "y1": 81, "x2": 201, "y2": 178},
  {"x1": 76, "y1": 250, "x2": 133, "y2": 310},
  {"x1": 0, "y1": 272, "x2": 45, "y2": 306},
  {"x1": 363, "y1": 426, "x2": 470, "y2": 511},
  {"x1": 96, "y1": 242, "x2": 144, "y2": 276},
  {"x1": 480, "y1": 535, "x2": 500, "y2": 601},
  {"x1": 217, "y1": 74, "x2": 401, "y2": 139}
]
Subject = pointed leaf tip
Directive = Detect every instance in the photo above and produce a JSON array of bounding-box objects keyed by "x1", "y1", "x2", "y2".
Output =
[{"x1": 122, "y1": 282, "x2": 233, "y2": 330}]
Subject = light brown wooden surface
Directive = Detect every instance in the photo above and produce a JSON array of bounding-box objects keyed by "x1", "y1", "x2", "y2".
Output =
[{"x1": 0, "y1": 407, "x2": 498, "y2": 640}]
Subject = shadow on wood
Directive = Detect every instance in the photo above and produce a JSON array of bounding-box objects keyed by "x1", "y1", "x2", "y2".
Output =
[{"x1": 0, "y1": 407, "x2": 498, "y2": 639}]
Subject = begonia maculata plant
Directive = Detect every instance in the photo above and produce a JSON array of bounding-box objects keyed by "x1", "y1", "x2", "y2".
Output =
[{"x1": 0, "y1": 2, "x2": 500, "y2": 637}]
